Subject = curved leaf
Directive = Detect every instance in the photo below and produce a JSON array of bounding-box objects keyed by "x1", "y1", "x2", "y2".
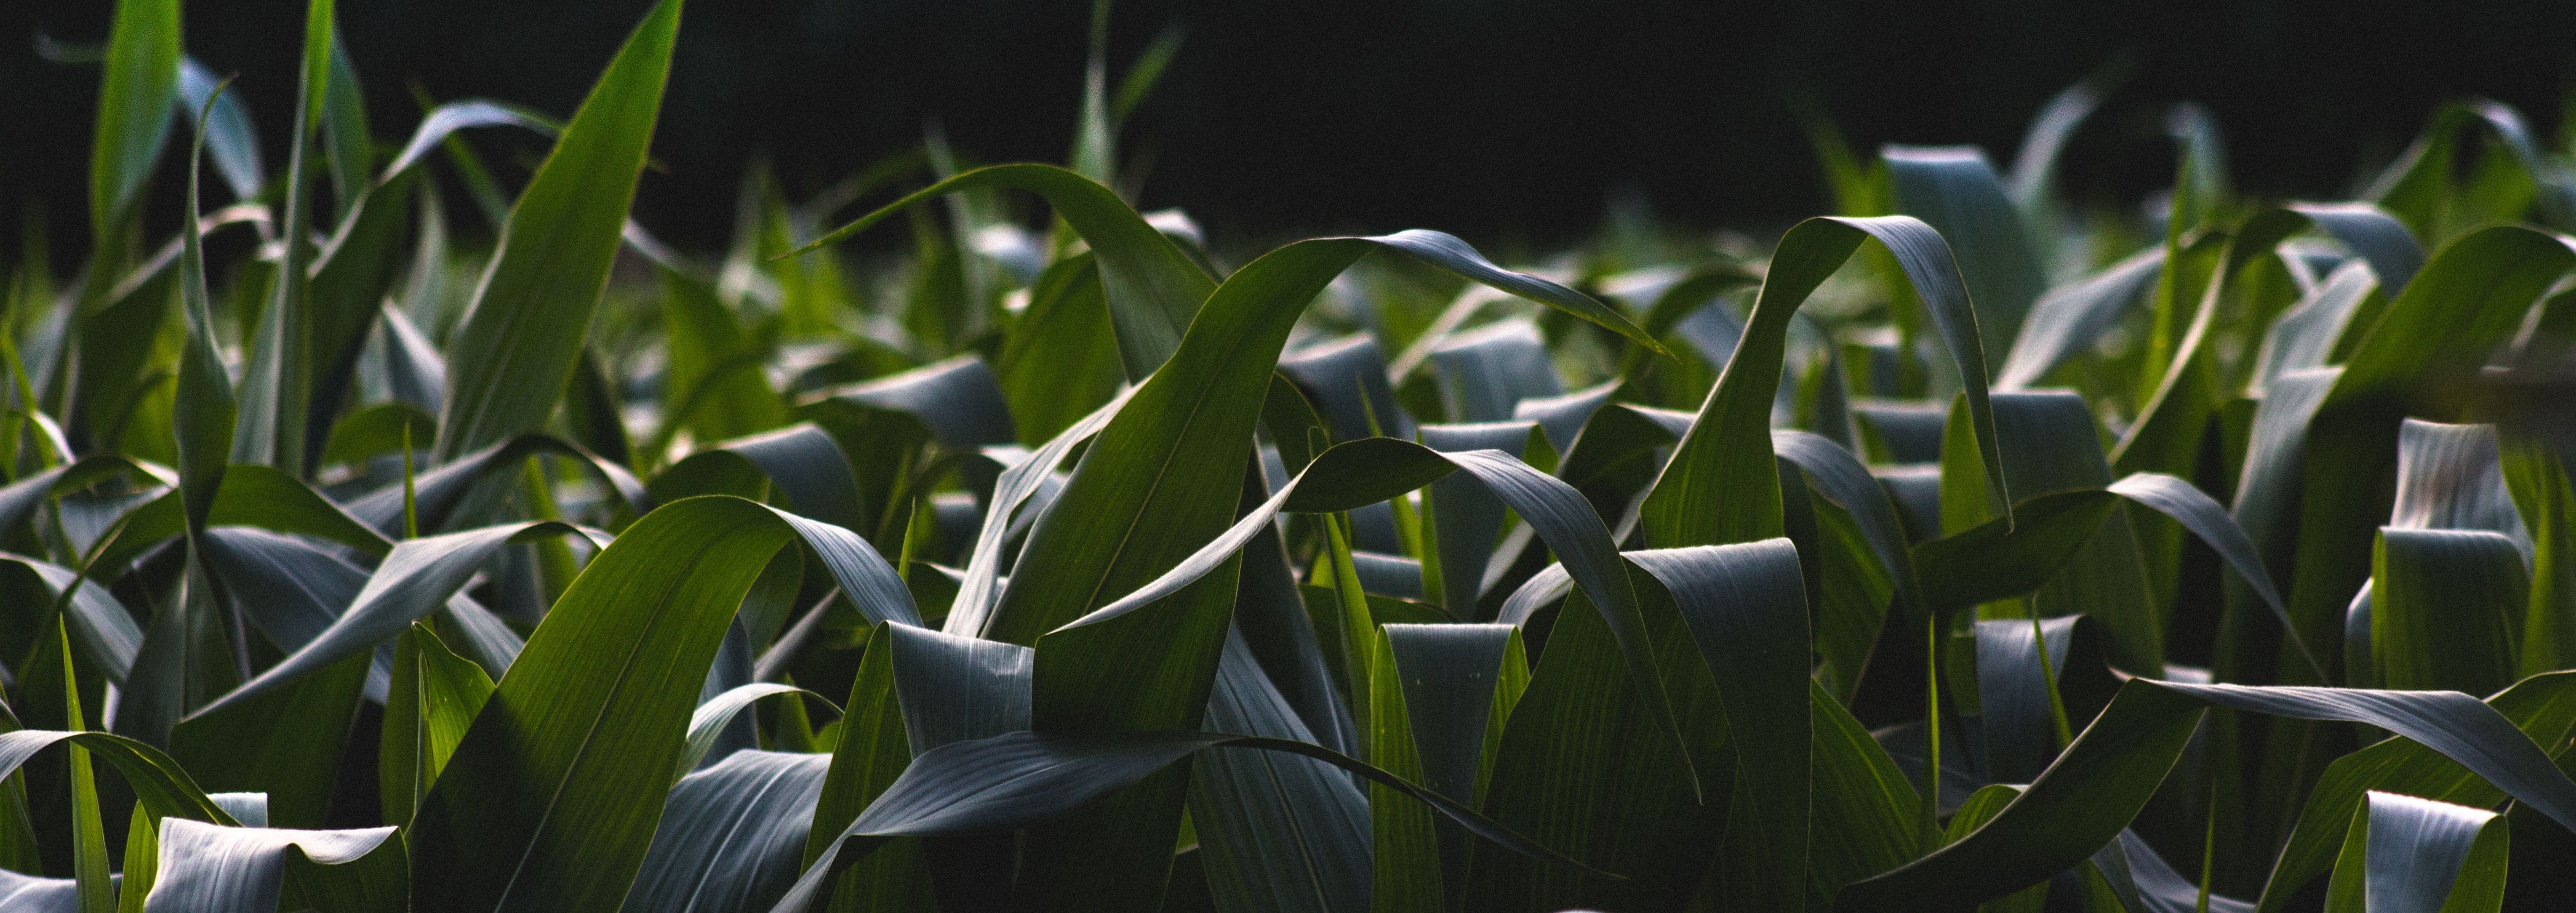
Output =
[
  {"x1": 383, "y1": 98, "x2": 562, "y2": 181},
  {"x1": 141, "y1": 819, "x2": 399, "y2": 913},
  {"x1": 0, "y1": 554, "x2": 140, "y2": 684},
  {"x1": 192, "y1": 521, "x2": 584, "y2": 718},
  {"x1": 804, "y1": 357, "x2": 1018, "y2": 452},
  {"x1": 2324, "y1": 791, "x2": 2507, "y2": 913},
  {"x1": 680, "y1": 684, "x2": 835, "y2": 778},
  {"x1": 174, "y1": 59, "x2": 262, "y2": 202},
  {"x1": 657, "y1": 423, "x2": 867, "y2": 533},
  {"x1": 1997, "y1": 246, "x2": 2163, "y2": 389},
  {"x1": 1884, "y1": 146, "x2": 2047, "y2": 359},
  {"x1": 1427, "y1": 320, "x2": 1563, "y2": 424},
  {"x1": 2258, "y1": 671, "x2": 2576, "y2": 911},
  {"x1": 0, "y1": 731, "x2": 236, "y2": 826},
  {"x1": 1641, "y1": 215, "x2": 2014, "y2": 551}
]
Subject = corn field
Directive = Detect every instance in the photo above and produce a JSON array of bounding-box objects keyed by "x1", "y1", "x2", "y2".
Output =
[{"x1": 5, "y1": 0, "x2": 2576, "y2": 911}]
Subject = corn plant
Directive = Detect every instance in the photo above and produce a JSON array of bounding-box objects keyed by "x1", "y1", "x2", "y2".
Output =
[{"x1": 4, "y1": 0, "x2": 2576, "y2": 911}]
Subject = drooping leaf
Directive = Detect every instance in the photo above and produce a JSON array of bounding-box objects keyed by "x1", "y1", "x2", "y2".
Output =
[
  {"x1": 1883, "y1": 146, "x2": 2048, "y2": 361},
  {"x1": 1641, "y1": 215, "x2": 2014, "y2": 552},
  {"x1": 2321, "y1": 791, "x2": 2508, "y2": 913},
  {"x1": 2257, "y1": 671, "x2": 2576, "y2": 911},
  {"x1": 140, "y1": 819, "x2": 401, "y2": 913}
]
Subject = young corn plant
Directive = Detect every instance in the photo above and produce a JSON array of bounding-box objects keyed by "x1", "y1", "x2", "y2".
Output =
[{"x1": 5, "y1": 0, "x2": 2576, "y2": 911}]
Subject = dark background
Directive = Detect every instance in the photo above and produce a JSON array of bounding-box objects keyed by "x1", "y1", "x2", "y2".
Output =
[{"x1": 5, "y1": 0, "x2": 2573, "y2": 264}]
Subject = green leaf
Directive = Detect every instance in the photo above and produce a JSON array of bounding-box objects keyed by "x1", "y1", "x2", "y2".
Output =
[
  {"x1": 1997, "y1": 246, "x2": 2163, "y2": 390},
  {"x1": 1641, "y1": 216, "x2": 2013, "y2": 551},
  {"x1": 975, "y1": 231, "x2": 1649, "y2": 650},
  {"x1": 622, "y1": 751, "x2": 832, "y2": 913},
  {"x1": 380, "y1": 622, "x2": 495, "y2": 829},
  {"x1": 405, "y1": 495, "x2": 906, "y2": 912},
  {"x1": 1193, "y1": 627, "x2": 1369, "y2": 913},
  {"x1": 940, "y1": 389, "x2": 1129, "y2": 637},
  {"x1": 2249, "y1": 260, "x2": 2378, "y2": 391},
  {"x1": 794, "y1": 164, "x2": 1213, "y2": 380},
  {"x1": 0, "y1": 730, "x2": 240, "y2": 826},
  {"x1": 654, "y1": 424, "x2": 868, "y2": 533},
  {"x1": 2115, "y1": 203, "x2": 2415, "y2": 483},
  {"x1": 1278, "y1": 334, "x2": 1416, "y2": 444},
  {"x1": 304, "y1": 169, "x2": 419, "y2": 474},
  {"x1": 383, "y1": 99, "x2": 562, "y2": 182},
  {"x1": 434, "y1": 0, "x2": 682, "y2": 461},
  {"x1": 60, "y1": 628, "x2": 111, "y2": 913},
  {"x1": 2369, "y1": 99, "x2": 2576, "y2": 239},
  {"x1": 1883, "y1": 146, "x2": 2048, "y2": 361},
  {"x1": 319, "y1": 30, "x2": 373, "y2": 224},
  {"x1": 193, "y1": 522, "x2": 572, "y2": 716},
  {"x1": 1944, "y1": 390, "x2": 2162, "y2": 673},
  {"x1": 2088, "y1": 829, "x2": 2256, "y2": 913},
  {"x1": 1914, "y1": 489, "x2": 2117, "y2": 614},
  {"x1": 1426, "y1": 320, "x2": 1562, "y2": 424},
  {"x1": 140, "y1": 819, "x2": 401, "y2": 913},
  {"x1": 174, "y1": 78, "x2": 236, "y2": 532},
  {"x1": 2266, "y1": 226, "x2": 2574, "y2": 693},
  {"x1": 2370, "y1": 529, "x2": 2524, "y2": 697},
  {"x1": 679, "y1": 683, "x2": 835, "y2": 779},
  {"x1": 802, "y1": 356, "x2": 1019, "y2": 452},
  {"x1": 2257, "y1": 671, "x2": 2576, "y2": 911},
  {"x1": 1420, "y1": 420, "x2": 1542, "y2": 616},
  {"x1": 2322, "y1": 791, "x2": 2508, "y2": 913},
  {"x1": 347, "y1": 434, "x2": 644, "y2": 535},
  {"x1": 173, "y1": 59, "x2": 262, "y2": 202},
  {"x1": 0, "y1": 554, "x2": 142, "y2": 684},
  {"x1": 1807, "y1": 680, "x2": 1922, "y2": 894},
  {"x1": 320, "y1": 402, "x2": 435, "y2": 467},
  {"x1": 994, "y1": 253, "x2": 1124, "y2": 444},
  {"x1": 1367, "y1": 623, "x2": 1521, "y2": 910},
  {"x1": 232, "y1": 0, "x2": 338, "y2": 473},
  {"x1": 994, "y1": 431, "x2": 1673, "y2": 910},
  {"x1": 797, "y1": 623, "x2": 927, "y2": 911},
  {"x1": 2107, "y1": 471, "x2": 2326, "y2": 679},
  {"x1": 88, "y1": 0, "x2": 181, "y2": 242},
  {"x1": 1628, "y1": 539, "x2": 1811, "y2": 911},
  {"x1": 652, "y1": 264, "x2": 784, "y2": 454},
  {"x1": 2503, "y1": 438, "x2": 2576, "y2": 674},
  {"x1": 174, "y1": 529, "x2": 381, "y2": 827},
  {"x1": 0, "y1": 456, "x2": 163, "y2": 539}
]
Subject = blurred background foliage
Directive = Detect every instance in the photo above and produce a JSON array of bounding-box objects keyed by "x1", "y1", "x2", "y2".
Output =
[{"x1": 5, "y1": 0, "x2": 2575, "y2": 265}]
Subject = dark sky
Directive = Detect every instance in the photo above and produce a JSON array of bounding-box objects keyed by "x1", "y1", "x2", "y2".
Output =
[{"x1": 5, "y1": 0, "x2": 2573, "y2": 264}]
